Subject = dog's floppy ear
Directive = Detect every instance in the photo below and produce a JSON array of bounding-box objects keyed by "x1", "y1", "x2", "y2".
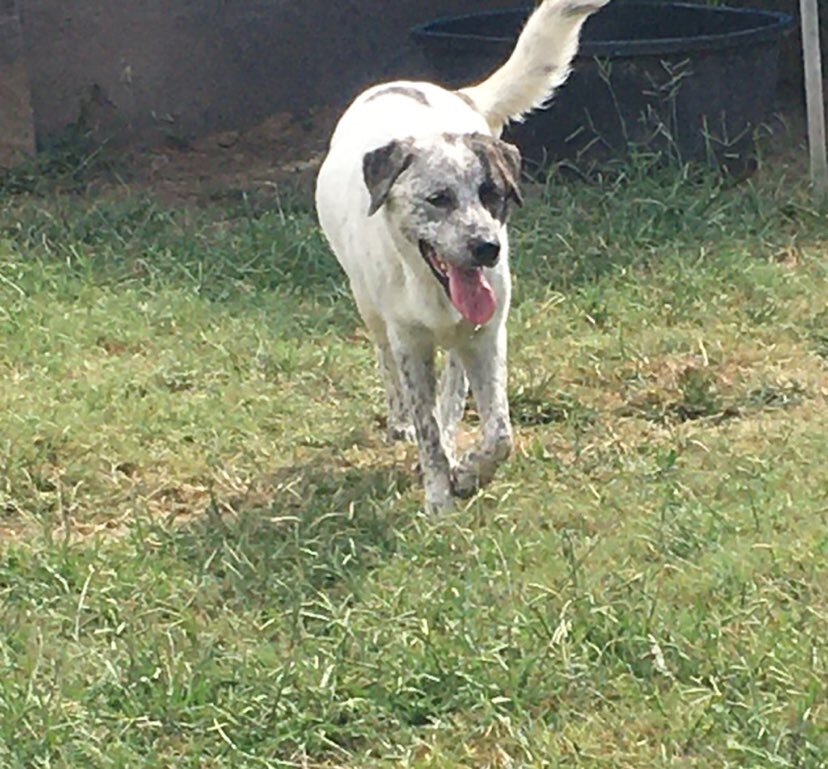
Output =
[
  {"x1": 467, "y1": 134, "x2": 524, "y2": 207},
  {"x1": 493, "y1": 139, "x2": 523, "y2": 207},
  {"x1": 363, "y1": 139, "x2": 416, "y2": 216}
]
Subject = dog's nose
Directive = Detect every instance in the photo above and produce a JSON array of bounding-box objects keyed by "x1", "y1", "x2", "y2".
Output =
[{"x1": 471, "y1": 239, "x2": 501, "y2": 268}]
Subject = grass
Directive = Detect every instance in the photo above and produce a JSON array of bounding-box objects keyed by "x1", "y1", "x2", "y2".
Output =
[{"x1": 0, "y1": 150, "x2": 827, "y2": 768}]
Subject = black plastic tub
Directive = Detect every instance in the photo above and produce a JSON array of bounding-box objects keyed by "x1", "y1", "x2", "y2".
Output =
[{"x1": 412, "y1": 1, "x2": 795, "y2": 172}]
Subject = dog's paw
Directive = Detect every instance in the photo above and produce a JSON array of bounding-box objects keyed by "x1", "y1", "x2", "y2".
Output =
[
  {"x1": 425, "y1": 497, "x2": 455, "y2": 515},
  {"x1": 425, "y1": 485, "x2": 454, "y2": 514},
  {"x1": 452, "y1": 443, "x2": 509, "y2": 498},
  {"x1": 387, "y1": 424, "x2": 416, "y2": 444},
  {"x1": 451, "y1": 463, "x2": 483, "y2": 500}
]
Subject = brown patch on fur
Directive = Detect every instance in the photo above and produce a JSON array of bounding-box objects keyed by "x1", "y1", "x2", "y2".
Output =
[
  {"x1": 453, "y1": 91, "x2": 478, "y2": 111},
  {"x1": 362, "y1": 139, "x2": 416, "y2": 215},
  {"x1": 463, "y1": 133, "x2": 523, "y2": 212},
  {"x1": 366, "y1": 85, "x2": 431, "y2": 107}
]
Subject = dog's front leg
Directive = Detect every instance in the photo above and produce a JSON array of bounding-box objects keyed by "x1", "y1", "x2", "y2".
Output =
[
  {"x1": 389, "y1": 325, "x2": 453, "y2": 512},
  {"x1": 453, "y1": 324, "x2": 513, "y2": 498},
  {"x1": 437, "y1": 351, "x2": 468, "y2": 465},
  {"x1": 376, "y1": 337, "x2": 415, "y2": 443}
]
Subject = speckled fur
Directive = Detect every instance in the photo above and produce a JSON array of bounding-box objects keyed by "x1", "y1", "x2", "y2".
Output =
[{"x1": 377, "y1": 134, "x2": 518, "y2": 275}]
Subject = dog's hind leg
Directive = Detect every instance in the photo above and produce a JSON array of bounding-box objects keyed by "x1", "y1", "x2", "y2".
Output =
[
  {"x1": 438, "y1": 351, "x2": 468, "y2": 465},
  {"x1": 388, "y1": 325, "x2": 453, "y2": 512},
  {"x1": 453, "y1": 325, "x2": 513, "y2": 498}
]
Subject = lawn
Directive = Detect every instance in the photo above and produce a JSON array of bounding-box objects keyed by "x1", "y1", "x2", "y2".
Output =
[{"x1": 0, "y1": 147, "x2": 826, "y2": 768}]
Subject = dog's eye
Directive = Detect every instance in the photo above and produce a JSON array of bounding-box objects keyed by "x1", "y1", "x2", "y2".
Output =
[
  {"x1": 479, "y1": 181, "x2": 501, "y2": 207},
  {"x1": 426, "y1": 190, "x2": 455, "y2": 209}
]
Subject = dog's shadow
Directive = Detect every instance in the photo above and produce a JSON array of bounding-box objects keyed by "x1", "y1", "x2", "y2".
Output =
[{"x1": 167, "y1": 454, "x2": 416, "y2": 610}]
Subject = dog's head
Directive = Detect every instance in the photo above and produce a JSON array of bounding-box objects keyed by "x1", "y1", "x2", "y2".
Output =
[{"x1": 362, "y1": 132, "x2": 522, "y2": 326}]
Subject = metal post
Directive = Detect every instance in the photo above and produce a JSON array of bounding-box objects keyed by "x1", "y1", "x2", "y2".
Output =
[{"x1": 800, "y1": 0, "x2": 827, "y2": 199}]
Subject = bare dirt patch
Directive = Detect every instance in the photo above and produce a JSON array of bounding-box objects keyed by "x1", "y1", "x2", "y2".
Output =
[{"x1": 101, "y1": 106, "x2": 339, "y2": 207}]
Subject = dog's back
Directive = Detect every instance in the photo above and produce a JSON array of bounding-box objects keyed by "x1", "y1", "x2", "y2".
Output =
[{"x1": 329, "y1": 81, "x2": 488, "y2": 150}]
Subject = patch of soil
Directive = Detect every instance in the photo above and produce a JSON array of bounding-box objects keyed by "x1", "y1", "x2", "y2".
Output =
[{"x1": 101, "y1": 106, "x2": 340, "y2": 207}]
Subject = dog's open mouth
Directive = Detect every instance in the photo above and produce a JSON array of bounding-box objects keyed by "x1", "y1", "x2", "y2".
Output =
[{"x1": 418, "y1": 241, "x2": 497, "y2": 326}]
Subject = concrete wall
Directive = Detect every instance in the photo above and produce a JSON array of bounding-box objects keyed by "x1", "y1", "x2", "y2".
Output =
[
  {"x1": 0, "y1": 0, "x2": 34, "y2": 166},
  {"x1": 17, "y1": 0, "x2": 506, "y2": 149}
]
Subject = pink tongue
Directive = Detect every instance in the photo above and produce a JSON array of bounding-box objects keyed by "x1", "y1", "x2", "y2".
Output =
[{"x1": 448, "y1": 266, "x2": 497, "y2": 326}]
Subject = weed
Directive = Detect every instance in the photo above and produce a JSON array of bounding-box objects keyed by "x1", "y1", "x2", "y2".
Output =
[{"x1": 0, "y1": 126, "x2": 113, "y2": 197}]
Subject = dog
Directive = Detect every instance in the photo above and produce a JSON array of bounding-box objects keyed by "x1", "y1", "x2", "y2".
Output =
[{"x1": 315, "y1": 0, "x2": 609, "y2": 511}]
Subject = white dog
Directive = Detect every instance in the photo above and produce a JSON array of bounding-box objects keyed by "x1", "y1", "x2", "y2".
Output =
[{"x1": 316, "y1": 0, "x2": 608, "y2": 511}]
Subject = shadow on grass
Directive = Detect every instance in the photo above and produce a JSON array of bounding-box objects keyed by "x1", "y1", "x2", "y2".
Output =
[{"x1": 158, "y1": 456, "x2": 415, "y2": 612}]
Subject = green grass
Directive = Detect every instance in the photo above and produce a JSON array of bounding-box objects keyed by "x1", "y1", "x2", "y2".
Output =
[{"x1": 1, "y1": 155, "x2": 827, "y2": 768}]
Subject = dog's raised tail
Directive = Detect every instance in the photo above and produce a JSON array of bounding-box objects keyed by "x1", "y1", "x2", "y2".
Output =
[{"x1": 459, "y1": 0, "x2": 610, "y2": 135}]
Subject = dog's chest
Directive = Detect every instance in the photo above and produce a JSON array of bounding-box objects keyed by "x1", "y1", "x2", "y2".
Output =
[
  {"x1": 385, "y1": 258, "x2": 505, "y2": 346},
  {"x1": 373, "y1": 252, "x2": 465, "y2": 330}
]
